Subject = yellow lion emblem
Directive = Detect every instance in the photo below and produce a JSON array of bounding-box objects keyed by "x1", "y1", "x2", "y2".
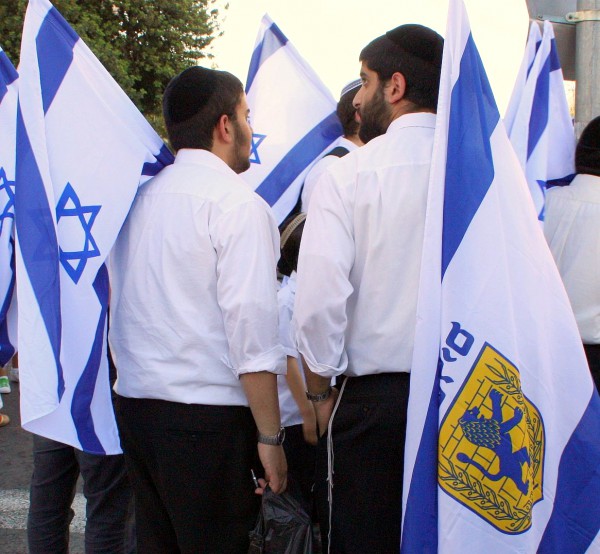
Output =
[{"x1": 439, "y1": 343, "x2": 545, "y2": 534}]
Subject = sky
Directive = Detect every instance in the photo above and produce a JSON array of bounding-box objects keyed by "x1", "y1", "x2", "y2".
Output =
[{"x1": 208, "y1": 0, "x2": 531, "y2": 114}]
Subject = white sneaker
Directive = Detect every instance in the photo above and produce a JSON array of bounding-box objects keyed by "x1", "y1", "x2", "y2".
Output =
[
  {"x1": 0, "y1": 376, "x2": 10, "y2": 394},
  {"x1": 8, "y1": 366, "x2": 18, "y2": 383}
]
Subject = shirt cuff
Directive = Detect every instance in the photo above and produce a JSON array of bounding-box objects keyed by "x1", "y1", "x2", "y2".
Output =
[
  {"x1": 298, "y1": 349, "x2": 348, "y2": 379},
  {"x1": 231, "y1": 345, "x2": 287, "y2": 377}
]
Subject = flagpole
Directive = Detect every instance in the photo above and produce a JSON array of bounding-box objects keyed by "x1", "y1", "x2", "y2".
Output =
[{"x1": 574, "y1": 0, "x2": 600, "y2": 136}]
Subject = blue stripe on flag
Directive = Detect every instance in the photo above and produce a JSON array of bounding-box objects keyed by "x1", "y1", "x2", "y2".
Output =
[
  {"x1": 141, "y1": 144, "x2": 174, "y2": 177},
  {"x1": 245, "y1": 22, "x2": 289, "y2": 93},
  {"x1": 36, "y1": 7, "x2": 79, "y2": 114},
  {"x1": 400, "y1": 360, "x2": 442, "y2": 553},
  {"x1": 526, "y1": 39, "x2": 542, "y2": 78},
  {"x1": 70, "y1": 264, "x2": 109, "y2": 455},
  {"x1": 538, "y1": 391, "x2": 600, "y2": 552},
  {"x1": 0, "y1": 51, "x2": 18, "y2": 105},
  {"x1": 526, "y1": 42, "x2": 560, "y2": 161},
  {"x1": 549, "y1": 38, "x2": 561, "y2": 72},
  {"x1": 255, "y1": 112, "x2": 342, "y2": 206},
  {"x1": 0, "y1": 237, "x2": 15, "y2": 367},
  {"x1": 442, "y1": 33, "x2": 499, "y2": 278},
  {"x1": 15, "y1": 103, "x2": 65, "y2": 399}
]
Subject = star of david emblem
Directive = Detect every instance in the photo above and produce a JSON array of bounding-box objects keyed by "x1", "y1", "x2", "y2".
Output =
[
  {"x1": 0, "y1": 167, "x2": 16, "y2": 236},
  {"x1": 250, "y1": 133, "x2": 267, "y2": 164},
  {"x1": 56, "y1": 183, "x2": 101, "y2": 284}
]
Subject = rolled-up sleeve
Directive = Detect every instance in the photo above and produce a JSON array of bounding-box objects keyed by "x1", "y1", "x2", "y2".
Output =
[
  {"x1": 213, "y1": 198, "x2": 286, "y2": 377},
  {"x1": 293, "y1": 171, "x2": 354, "y2": 378}
]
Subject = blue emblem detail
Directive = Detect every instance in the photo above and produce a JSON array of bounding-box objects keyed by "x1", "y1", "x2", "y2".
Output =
[
  {"x1": 250, "y1": 133, "x2": 267, "y2": 164},
  {"x1": 457, "y1": 388, "x2": 531, "y2": 495},
  {"x1": 56, "y1": 183, "x2": 101, "y2": 284},
  {"x1": 0, "y1": 167, "x2": 16, "y2": 236}
]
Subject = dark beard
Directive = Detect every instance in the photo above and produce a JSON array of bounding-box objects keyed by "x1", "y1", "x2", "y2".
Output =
[
  {"x1": 231, "y1": 119, "x2": 251, "y2": 174},
  {"x1": 358, "y1": 84, "x2": 391, "y2": 144}
]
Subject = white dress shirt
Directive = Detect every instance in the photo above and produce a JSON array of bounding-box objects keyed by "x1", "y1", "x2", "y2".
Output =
[
  {"x1": 293, "y1": 113, "x2": 436, "y2": 378},
  {"x1": 544, "y1": 173, "x2": 600, "y2": 344},
  {"x1": 277, "y1": 273, "x2": 303, "y2": 427},
  {"x1": 300, "y1": 137, "x2": 359, "y2": 213},
  {"x1": 109, "y1": 149, "x2": 285, "y2": 406}
]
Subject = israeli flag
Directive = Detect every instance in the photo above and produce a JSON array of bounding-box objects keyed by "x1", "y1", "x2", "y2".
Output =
[
  {"x1": 402, "y1": 1, "x2": 600, "y2": 552},
  {"x1": 242, "y1": 14, "x2": 342, "y2": 223},
  {"x1": 0, "y1": 48, "x2": 18, "y2": 368},
  {"x1": 504, "y1": 21, "x2": 541, "y2": 134},
  {"x1": 505, "y1": 20, "x2": 575, "y2": 222},
  {"x1": 16, "y1": 0, "x2": 173, "y2": 454}
]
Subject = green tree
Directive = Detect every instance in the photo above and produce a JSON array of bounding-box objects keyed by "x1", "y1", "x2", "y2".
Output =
[{"x1": 0, "y1": 1, "x2": 222, "y2": 129}]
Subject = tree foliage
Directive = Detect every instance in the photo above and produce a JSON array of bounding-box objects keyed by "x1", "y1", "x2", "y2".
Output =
[{"x1": 0, "y1": 1, "x2": 223, "y2": 125}]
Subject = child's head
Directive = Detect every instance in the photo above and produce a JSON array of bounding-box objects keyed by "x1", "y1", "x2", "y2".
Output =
[{"x1": 278, "y1": 212, "x2": 306, "y2": 276}]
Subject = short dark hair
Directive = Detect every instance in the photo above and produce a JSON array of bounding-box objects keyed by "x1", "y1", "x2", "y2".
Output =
[
  {"x1": 359, "y1": 24, "x2": 443, "y2": 111},
  {"x1": 575, "y1": 115, "x2": 600, "y2": 177},
  {"x1": 337, "y1": 88, "x2": 359, "y2": 137},
  {"x1": 163, "y1": 66, "x2": 244, "y2": 152}
]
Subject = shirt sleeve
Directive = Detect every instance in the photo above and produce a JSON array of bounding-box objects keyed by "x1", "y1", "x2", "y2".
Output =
[
  {"x1": 293, "y1": 169, "x2": 354, "y2": 378},
  {"x1": 212, "y1": 198, "x2": 286, "y2": 377}
]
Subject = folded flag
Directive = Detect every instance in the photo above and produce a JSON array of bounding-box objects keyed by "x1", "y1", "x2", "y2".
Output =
[
  {"x1": 0, "y1": 47, "x2": 18, "y2": 368},
  {"x1": 242, "y1": 14, "x2": 342, "y2": 223},
  {"x1": 16, "y1": 0, "x2": 173, "y2": 454},
  {"x1": 506, "y1": 20, "x2": 575, "y2": 221},
  {"x1": 402, "y1": 1, "x2": 600, "y2": 551}
]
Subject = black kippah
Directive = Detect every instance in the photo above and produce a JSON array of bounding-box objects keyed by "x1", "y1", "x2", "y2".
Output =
[
  {"x1": 163, "y1": 66, "x2": 217, "y2": 125},
  {"x1": 385, "y1": 24, "x2": 444, "y2": 71}
]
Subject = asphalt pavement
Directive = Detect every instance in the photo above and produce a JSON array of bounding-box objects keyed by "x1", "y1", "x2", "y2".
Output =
[{"x1": 0, "y1": 381, "x2": 86, "y2": 553}]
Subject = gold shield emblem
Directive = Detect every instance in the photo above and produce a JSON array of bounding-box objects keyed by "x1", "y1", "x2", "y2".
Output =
[{"x1": 439, "y1": 343, "x2": 545, "y2": 534}]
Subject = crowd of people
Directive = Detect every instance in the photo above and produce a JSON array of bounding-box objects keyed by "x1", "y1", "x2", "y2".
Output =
[{"x1": 1, "y1": 19, "x2": 598, "y2": 554}]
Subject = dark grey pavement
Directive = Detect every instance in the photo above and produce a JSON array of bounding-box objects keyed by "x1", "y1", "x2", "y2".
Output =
[{"x1": 0, "y1": 382, "x2": 85, "y2": 553}]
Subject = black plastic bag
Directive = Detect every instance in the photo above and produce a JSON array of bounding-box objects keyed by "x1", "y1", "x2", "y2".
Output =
[{"x1": 248, "y1": 486, "x2": 313, "y2": 554}]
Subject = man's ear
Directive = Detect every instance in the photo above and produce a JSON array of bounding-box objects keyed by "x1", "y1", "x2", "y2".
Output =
[
  {"x1": 215, "y1": 113, "x2": 234, "y2": 145},
  {"x1": 387, "y1": 72, "x2": 406, "y2": 104}
]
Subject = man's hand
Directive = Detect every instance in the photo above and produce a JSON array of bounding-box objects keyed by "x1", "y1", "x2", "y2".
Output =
[
  {"x1": 314, "y1": 387, "x2": 339, "y2": 438},
  {"x1": 256, "y1": 443, "x2": 287, "y2": 495}
]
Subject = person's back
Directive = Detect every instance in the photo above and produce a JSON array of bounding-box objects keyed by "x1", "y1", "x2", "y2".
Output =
[
  {"x1": 110, "y1": 151, "x2": 278, "y2": 406},
  {"x1": 297, "y1": 112, "x2": 435, "y2": 375},
  {"x1": 544, "y1": 115, "x2": 600, "y2": 389}
]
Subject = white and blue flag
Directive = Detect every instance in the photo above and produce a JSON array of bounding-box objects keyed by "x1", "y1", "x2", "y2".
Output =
[
  {"x1": 15, "y1": 0, "x2": 173, "y2": 454},
  {"x1": 504, "y1": 21, "x2": 541, "y2": 134},
  {"x1": 242, "y1": 14, "x2": 342, "y2": 223},
  {"x1": 506, "y1": 20, "x2": 575, "y2": 222},
  {"x1": 0, "y1": 47, "x2": 18, "y2": 368},
  {"x1": 402, "y1": 1, "x2": 600, "y2": 551}
]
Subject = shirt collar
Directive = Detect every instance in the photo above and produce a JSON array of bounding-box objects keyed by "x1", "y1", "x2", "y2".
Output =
[
  {"x1": 174, "y1": 148, "x2": 235, "y2": 175},
  {"x1": 387, "y1": 112, "x2": 436, "y2": 134}
]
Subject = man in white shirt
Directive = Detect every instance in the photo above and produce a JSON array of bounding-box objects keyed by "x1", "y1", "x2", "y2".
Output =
[
  {"x1": 300, "y1": 79, "x2": 363, "y2": 212},
  {"x1": 293, "y1": 25, "x2": 443, "y2": 553},
  {"x1": 109, "y1": 66, "x2": 287, "y2": 553},
  {"x1": 545, "y1": 116, "x2": 600, "y2": 392}
]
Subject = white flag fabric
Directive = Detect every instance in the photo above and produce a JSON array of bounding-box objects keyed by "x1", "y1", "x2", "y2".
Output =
[
  {"x1": 242, "y1": 14, "x2": 342, "y2": 224},
  {"x1": 504, "y1": 21, "x2": 541, "y2": 134},
  {"x1": 0, "y1": 48, "x2": 18, "y2": 368},
  {"x1": 401, "y1": 1, "x2": 600, "y2": 552},
  {"x1": 506, "y1": 20, "x2": 575, "y2": 222},
  {"x1": 16, "y1": 0, "x2": 173, "y2": 454}
]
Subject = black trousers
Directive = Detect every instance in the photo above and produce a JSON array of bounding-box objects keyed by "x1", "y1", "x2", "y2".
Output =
[
  {"x1": 115, "y1": 396, "x2": 260, "y2": 554},
  {"x1": 27, "y1": 435, "x2": 133, "y2": 554},
  {"x1": 315, "y1": 372, "x2": 410, "y2": 554},
  {"x1": 584, "y1": 343, "x2": 600, "y2": 392}
]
